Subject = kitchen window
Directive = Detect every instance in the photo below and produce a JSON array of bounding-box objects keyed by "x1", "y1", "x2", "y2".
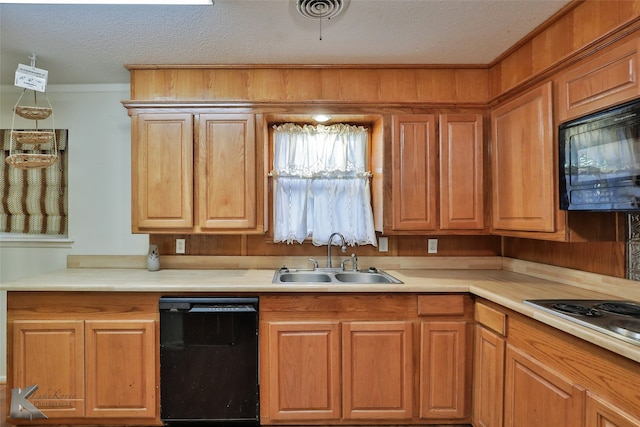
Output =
[
  {"x1": 271, "y1": 123, "x2": 377, "y2": 246},
  {"x1": 0, "y1": 129, "x2": 68, "y2": 238}
]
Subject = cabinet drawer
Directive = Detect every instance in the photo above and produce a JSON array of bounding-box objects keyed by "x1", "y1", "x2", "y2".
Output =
[
  {"x1": 475, "y1": 302, "x2": 507, "y2": 336},
  {"x1": 418, "y1": 295, "x2": 465, "y2": 316}
]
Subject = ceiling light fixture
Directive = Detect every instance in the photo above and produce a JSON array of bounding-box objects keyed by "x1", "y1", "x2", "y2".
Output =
[
  {"x1": 312, "y1": 114, "x2": 332, "y2": 123},
  {"x1": 0, "y1": 0, "x2": 212, "y2": 4}
]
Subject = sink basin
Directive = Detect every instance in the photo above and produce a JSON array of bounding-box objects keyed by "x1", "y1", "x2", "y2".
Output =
[
  {"x1": 277, "y1": 272, "x2": 332, "y2": 283},
  {"x1": 272, "y1": 268, "x2": 402, "y2": 284},
  {"x1": 334, "y1": 272, "x2": 400, "y2": 284}
]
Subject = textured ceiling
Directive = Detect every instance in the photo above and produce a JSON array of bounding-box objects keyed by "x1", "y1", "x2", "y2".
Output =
[{"x1": 0, "y1": 0, "x2": 571, "y2": 86}]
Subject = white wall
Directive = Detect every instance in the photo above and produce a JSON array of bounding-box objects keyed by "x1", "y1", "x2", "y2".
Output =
[{"x1": 0, "y1": 84, "x2": 149, "y2": 380}]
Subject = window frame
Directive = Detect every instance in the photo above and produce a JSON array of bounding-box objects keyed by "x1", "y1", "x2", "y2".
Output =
[
  {"x1": 0, "y1": 129, "x2": 69, "y2": 239},
  {"x1": 267, "y1": 121, "x2": 376, "y2": 245}
]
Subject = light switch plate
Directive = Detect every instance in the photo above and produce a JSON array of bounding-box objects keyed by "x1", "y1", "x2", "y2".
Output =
[{"x1": 428, "y1": 239, "x2": 438, "y2": 254}]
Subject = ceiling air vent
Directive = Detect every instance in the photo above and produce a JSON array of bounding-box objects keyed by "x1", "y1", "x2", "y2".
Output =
[{"x1": 296, "y1": 0, "x2": 345, "y2": 20}]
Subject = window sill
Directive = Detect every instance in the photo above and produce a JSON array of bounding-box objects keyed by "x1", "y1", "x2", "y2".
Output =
[{"x1": 0, "y1": 234, "x2": 74, "y2": 248}]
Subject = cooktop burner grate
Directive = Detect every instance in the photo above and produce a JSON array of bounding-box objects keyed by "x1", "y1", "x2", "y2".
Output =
[
  {"x1": 523, "y1": 299, "x2": 640, "y2": 347},
  {"x1": 595, "y1": 302, "x2": 640, "y2": 317},
  {"x1": 552, "y1": 303, "x2": 603, "y2": 316}
]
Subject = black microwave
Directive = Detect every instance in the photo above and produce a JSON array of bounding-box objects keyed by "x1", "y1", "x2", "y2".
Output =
[{"x1": 559, "y1": 98, "x2": 640, "y2": 211}]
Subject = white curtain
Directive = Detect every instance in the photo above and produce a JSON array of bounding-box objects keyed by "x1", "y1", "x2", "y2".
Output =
[{"x1": 272, "y1": 123, "x2": 377, "y2": 246}]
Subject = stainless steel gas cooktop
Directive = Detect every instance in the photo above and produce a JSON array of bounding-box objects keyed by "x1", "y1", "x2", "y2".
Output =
[{"x1": 523, "y1": 299, "x2": 640, "y2": 346}]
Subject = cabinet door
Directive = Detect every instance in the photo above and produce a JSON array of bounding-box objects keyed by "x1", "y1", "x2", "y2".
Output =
[
  {"x1": 198, "y1": 114, "x2": 256, "y2": 230},
  {"x1": 84, "y1": 320, "x2": 156, "y2": 418},
  {"x1": 133, "y1": 113, "x2": 193, "y2": 230},
  {"x1": 473, "y1": 325, "x2": 505, "y2": 427},
  {"x1": 391, "y1": 114, "x2": 437, "y2": 231},
  {"x1": 504, "y1": 345, "x2": 585, "y2": 427},
  {"x1": 586, "y1": 392, "x2": 640, "y2": 427},
  {"x1": 439, "y1": 114, "x2": 485, "y2": 230},
  {"x1": 558, "y1": 38, "x2": 640, "y2": 122},
  {"x1": 419, "y1": 321, "x2": 469, "y2": 419},
  {"x1": 491, "y1": 83, "x2": 556, "y2": 233},
  {"x1": 263, "y1": 321, "x2": 341, "y2": 422},
  {"x1": 12, "y1": 320, "x2": 85, "y2": 418},
  {"x1": 342, "y1": 321, "x2": 413, "y2": 420}
]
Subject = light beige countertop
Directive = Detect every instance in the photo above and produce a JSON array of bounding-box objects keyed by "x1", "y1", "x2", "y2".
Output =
[{"x1": 2, "y1": 257, "x2": 640, "y2": 363}]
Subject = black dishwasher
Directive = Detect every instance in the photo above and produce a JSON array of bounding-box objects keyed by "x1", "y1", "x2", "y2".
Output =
[{"x1": 159, "y1": 297, "x2": 259, "y2": 425}]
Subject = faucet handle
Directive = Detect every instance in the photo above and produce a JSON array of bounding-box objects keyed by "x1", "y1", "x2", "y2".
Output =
[
  {"x1": 340, "y1": 258, "x2": 351, "y2": 270},
  {"x1": 308, "y1": 258, "x2": 319, "y2": 270}
]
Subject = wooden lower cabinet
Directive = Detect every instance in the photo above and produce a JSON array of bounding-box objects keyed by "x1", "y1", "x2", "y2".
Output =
[
  {"x1": 11, "y1": 319, "x2": 156, "y2": 421},
  {"x1": 586, "y1": 392, "x2": 640, "y2": 427},
  {"x1": 84, "y1": 320, "x2": 156, "y2": 418},
  {"x1": 504, "y1": 345, "x2": 585, "y2": 427},
  {"x1": 419, "y1": 321, "x2": 468, "y2": 419},
  {"x1": 342, "y1": 321, "x2": 413, "y2": 420},
  {"x1": 475, "y1": 299, "x2": 640, "y2": 427},
  {"x1": 12, "y1": 320, "x2": 86, "y2": 417},
  {"x1": 7, "y1": 292, "x2": 159, "y2": 425},
  {"x1": 263, "y1": 319, "x2": 415, "y2": 423},
  {"x1": 260, "y1": 294, "x2": 472, "y2": 425},
  {"x1": 472, "y1": 325, "x2": 505, "y2": 427},
  {"x1": 264, "y1": 321, "x2": 341, "y2": 422}
]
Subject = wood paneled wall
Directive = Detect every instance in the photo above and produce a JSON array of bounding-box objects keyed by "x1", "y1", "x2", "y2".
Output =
[
  {"x1": 128, "y1": 66, "x2": 490, "y2": 104},
  {"x1": 490, "y1": 0, "x2": 640, "y2": 98},
  {"x1": 503, "y1": 238, "x2": 626, "y2": 278},
  {"x1": 150, "y1": 235, "x2": 502, "y2": 258}
]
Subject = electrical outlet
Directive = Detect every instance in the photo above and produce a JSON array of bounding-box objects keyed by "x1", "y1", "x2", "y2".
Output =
[
  {"x1": 378, "y1": 236, "x2": 388, "y2": 252},
  {"x1": 176, "y1": 239, "x2": 186, "y2": 254},
  {"x1": 428, "y1": 239, "x2": 438, "y2": 254}
]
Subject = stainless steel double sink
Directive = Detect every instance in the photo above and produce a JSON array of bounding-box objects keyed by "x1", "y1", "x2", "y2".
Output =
[{"x1": 272, "y1": 267, "x2": 403, "y2": 284}]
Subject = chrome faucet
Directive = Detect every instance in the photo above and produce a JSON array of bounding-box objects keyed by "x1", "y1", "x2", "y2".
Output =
[{"x1": 327, "y1": 232, "x2": 346, "y2": 269}]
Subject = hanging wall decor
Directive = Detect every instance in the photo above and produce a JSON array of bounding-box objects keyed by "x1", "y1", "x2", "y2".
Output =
[{"x1": 5, "y1": 54, "x2": 58, "y2": 170}]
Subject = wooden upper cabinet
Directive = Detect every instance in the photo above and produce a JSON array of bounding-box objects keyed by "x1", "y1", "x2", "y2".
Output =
[
  {"x1": 558, "y1": 38, "x2": 640, "y2": 123},
  {"x1": 130, "y1": 111, "x2": 263, "y2": 233},
  {"x1": 12, "y1": 320, "x2": 85, "y2": 418},
  {"x1": 439, "y1": 114, "x2": 484, "y2": 230},
  {"x1": 391, "y1": 114, "x2": 437, "y2": 231},
  {"x1": 197, "y1": 114, "x2": 257, "y2": 230},
  {"x1": 491, "y1": 82, "x2": 557, "y2": 234},
  {"x1": 133, "y1": 113, "x2": 194, "y2": 230}
]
